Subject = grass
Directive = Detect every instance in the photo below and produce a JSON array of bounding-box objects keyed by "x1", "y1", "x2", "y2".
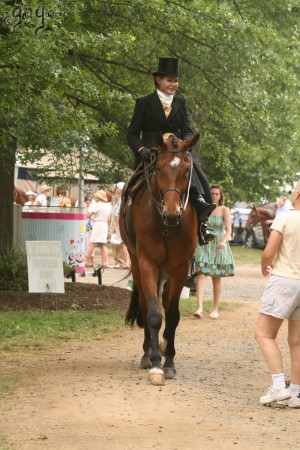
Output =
[
  {"x1": 230, "y1": 245, "x2": 262, "y2": 264},
  {"x1": 0, "y1": 434, "x2": 11, "y2": 450},
  {"x1": 179, "y1": 297, "x2": 240, "y2": 316}
]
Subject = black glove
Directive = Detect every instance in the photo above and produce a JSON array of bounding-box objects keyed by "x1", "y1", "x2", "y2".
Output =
[{"x1": 139, "y1": 147, "x2": 151, "y2": 162}]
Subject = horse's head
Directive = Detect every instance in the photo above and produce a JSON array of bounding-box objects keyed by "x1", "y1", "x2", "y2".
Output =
[
  {"x1": 244, "y1": 205, "x2": 260, "y2": 231},
  {"x1": 153, "y1": 133, "x2": 199, "y2": 227},
  {"x1": 13, "y1": 187, "x2": 29, "y2": 205}
]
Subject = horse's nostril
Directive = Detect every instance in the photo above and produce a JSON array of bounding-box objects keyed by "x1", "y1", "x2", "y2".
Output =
[{"x1": 163, "y1": 212, "x2": 180, "y2": 227}]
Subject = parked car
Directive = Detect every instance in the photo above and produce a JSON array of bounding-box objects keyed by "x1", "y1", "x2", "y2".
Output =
[{"x1": 243, "y1": 223, "x2": 265, "y2": 249}]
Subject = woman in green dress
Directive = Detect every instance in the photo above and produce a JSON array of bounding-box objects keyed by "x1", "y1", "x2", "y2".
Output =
[{"x1": 193, "y1": 184, "x2": 234, "y2": 319}]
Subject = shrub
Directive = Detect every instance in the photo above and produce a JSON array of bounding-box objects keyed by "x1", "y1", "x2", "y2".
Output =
[{"x1": 0, "y1": 247, "x2": 28, "y2": 291}]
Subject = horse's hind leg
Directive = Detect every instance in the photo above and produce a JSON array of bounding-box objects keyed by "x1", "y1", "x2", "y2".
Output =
[{"x1": 140, "y1": 326, "x2": 152, "y2": 369}]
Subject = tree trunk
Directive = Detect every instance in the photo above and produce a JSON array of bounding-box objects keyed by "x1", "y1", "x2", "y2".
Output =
[{"x1": 0, "y1": 139, "x2": 17, "y2": 250}]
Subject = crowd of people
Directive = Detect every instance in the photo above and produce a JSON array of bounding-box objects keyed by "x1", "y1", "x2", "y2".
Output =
[
  {"x1": 20, "y1": 183, "x2": 131, "y2": 271},
  {"x1": 83, "y1": 183, "x2": 130, "y2": 270}
]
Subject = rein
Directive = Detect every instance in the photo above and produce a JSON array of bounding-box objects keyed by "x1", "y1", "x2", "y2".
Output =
[{"x1": 144, "y1": 148, "x2": 193, "y2": 228}]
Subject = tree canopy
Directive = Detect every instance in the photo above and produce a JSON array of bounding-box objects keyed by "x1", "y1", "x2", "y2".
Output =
[{"x1": 0, "y1": 0, "x2": 299, "y2": 247}]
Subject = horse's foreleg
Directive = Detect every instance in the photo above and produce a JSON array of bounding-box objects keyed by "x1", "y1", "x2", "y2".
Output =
[
  {"x1": 162, "y1": 300, "x2": 180, "y2": 379},
  {"x1": 140, "y1": 326, "x2": 152, "y2": 369},
  {"x1": 147, "y1": 294, "x2": 164, "y2": 385},
  {"x1": 160, "y1": 278, "x2": 184, "y2": 380}
]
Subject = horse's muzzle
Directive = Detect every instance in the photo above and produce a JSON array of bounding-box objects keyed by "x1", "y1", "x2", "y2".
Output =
[{"x1": 162, "y1": 211, "x2": 181, "y2": 227}]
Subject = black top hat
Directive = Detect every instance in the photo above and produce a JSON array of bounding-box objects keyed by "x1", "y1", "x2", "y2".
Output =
[{"x1": 152, "y1": 57, "x2": 180, "y2": 77}]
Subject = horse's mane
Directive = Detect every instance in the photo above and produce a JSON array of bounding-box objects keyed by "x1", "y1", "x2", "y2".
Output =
[
  {"x1": 257, "y1": 202, "x2": 277, "y2": 209},
  {"x1": 255, "y1": 202, "x2": 277, "y2": 220}
]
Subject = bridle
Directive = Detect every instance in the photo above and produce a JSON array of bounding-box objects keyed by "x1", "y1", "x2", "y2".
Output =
[
  {"x1": 144, "y1": 148, "x2": 193, "y2": 227},
  {"x1": 248, "y1": 206, "x2": 260, "y2": 228}
]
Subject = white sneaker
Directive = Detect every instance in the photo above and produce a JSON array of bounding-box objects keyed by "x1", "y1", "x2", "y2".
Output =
[
  {"x1": 277, "y1": 393, "x2": 300, "y2": 408},
  {"x1": 260, "y1": 386, "x2": 291, "y2": 405}
]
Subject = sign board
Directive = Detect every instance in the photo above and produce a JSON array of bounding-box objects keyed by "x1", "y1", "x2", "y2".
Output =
[{"x1": 26, "y1": 241, "x2": 65, "y2": 293}]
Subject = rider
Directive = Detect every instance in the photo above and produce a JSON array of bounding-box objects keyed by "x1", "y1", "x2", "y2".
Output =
[{"x1": 127, "y1": 57, "x2": 216, "y2": 245}]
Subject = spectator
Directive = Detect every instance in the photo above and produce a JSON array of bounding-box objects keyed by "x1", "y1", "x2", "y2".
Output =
[
  {"x1": 84, "y1": 195, "x2": 94, "y2": 264},
  {"x1": 193, "y1": 184, "x2": 234, "y2": 319},
  {"x1": 23, "y1": 191, "x2": 37, "y2": 208},
  {"x1": 85, "y1": 190, "x2": 112, "y2": 268},
  {"x1": 265, "y1": 196, "x2": 290, "y2": 225},
  {"x1": 254, "y1": 181, "x2": 300, "y2": 407},
  {"x1": 112, "y1": 182, "x2": 130, "y2": 270},
  {"x1": 109, "y1": 182, "x2": 125, "y2": 268},
  {"x1": 55, "y1": 186, "x2": 71, "y2": 207},
  {"x1": 34, "y1": 185, "x2": 52, "y2": 206}
]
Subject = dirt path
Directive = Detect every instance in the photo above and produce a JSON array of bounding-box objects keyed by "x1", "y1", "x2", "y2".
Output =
[{"x1": 1, "y1": 264, "x2": 300, "y2": 450}]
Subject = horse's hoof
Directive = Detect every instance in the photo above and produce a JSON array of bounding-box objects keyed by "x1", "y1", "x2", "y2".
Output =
[
  {"x1": 149, "y1": 368, "x2": 165, "y2": 386},
  {"x1": 163, "y1": 367, "x2": 176, "y2": 380},
  {"x1": 140, "y1": 355, "x2": 152, "y2": 369},
  {"x1": 159, "y1": 338, "x2": 167, "y2": 357}
]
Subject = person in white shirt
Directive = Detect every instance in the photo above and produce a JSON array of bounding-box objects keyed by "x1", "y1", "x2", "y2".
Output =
[
  {"x1": 34, "y1": 185, "x2": 52, "y2": 206},
  {"x1": 85, "y1": 190, "x2": 112, "y2": 268},
  {"x1": 111, "y1": 182, "x2": 131, "y2": 269},
  {"x1": 255, "y1": 181, "x2": 300, "y2": 407},
  {"x1": 23, "y1": 191, "x2": 37, "y2": 206}
]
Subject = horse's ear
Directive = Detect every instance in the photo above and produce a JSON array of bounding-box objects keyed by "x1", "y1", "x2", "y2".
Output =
[
  {"x1": 156, "y1": 132, "x2": 164, "y2": 148},
  {"x1": 185, "y1": 133, "x2": 200, "y2": 150}
]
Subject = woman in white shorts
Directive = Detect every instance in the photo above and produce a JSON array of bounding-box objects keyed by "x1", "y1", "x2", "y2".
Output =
[
  {"x1": 85, "y1": 190, "x2": 111, "y2": 268},
  {"x1": 255, "y1": 181, "x2": 300, "y2": 408}
]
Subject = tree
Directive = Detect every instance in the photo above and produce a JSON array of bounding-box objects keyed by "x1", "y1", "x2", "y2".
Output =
[
  {"x1": 1, "y1": 0, "x2": 299, "y2": 249},
  {"x1": 56, "y1": 0, "x2": 300, "y2": 200}
]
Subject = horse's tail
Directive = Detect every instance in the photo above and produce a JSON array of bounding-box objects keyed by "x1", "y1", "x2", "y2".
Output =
[{"x1": 125, "y1": 283, "x2": 144, "y2": 329}]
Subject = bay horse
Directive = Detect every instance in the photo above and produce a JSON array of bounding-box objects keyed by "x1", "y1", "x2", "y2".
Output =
[
  {"x1": 13, "y1": 186, "x2": 29, "y2": 205},
  {"x1": 120, "y1": 133, "x2": 198, "y2": 386},
  {"x1": 244, "y1": 202, "x2": 277, "y2": 245}
]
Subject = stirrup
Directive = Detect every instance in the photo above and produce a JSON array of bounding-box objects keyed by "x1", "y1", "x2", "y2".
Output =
[{"x1": 198, "y1": 223, "x2": 215, "y2": 246}]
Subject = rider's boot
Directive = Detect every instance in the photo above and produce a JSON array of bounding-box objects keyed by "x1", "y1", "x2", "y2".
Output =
[
  {"x1": 198, "y1": 220, "x2": 215, "y2": 246},
  {"x1": 191, "y1": 196, "x2": 216, "y2": 245}
]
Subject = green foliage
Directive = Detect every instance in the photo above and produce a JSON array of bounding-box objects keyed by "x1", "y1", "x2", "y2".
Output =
[
  {"x1": 1, "y1": 0, "x2": 299, "y2": 221},
  {"x1": 0, "y1": 247, "x2": 28, "y2": 291}
]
